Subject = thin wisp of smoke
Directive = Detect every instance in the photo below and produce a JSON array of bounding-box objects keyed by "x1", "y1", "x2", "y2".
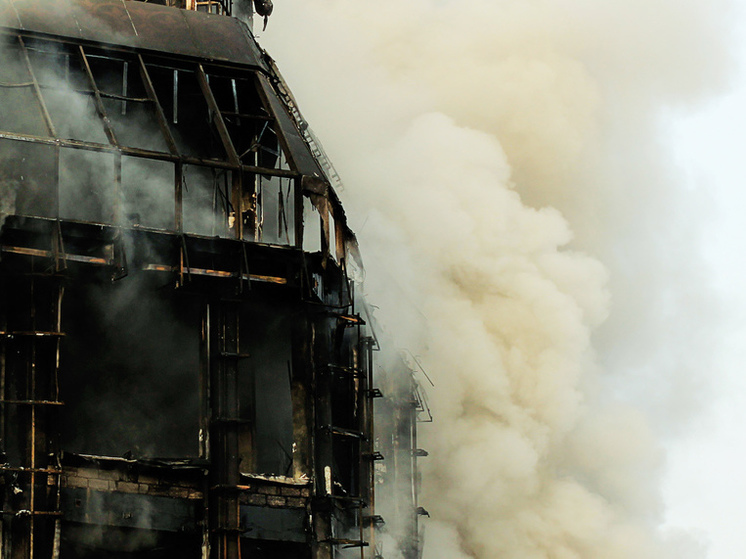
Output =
[{"x1": 260, "y1": 1, "x2": 734, "y2": 557}]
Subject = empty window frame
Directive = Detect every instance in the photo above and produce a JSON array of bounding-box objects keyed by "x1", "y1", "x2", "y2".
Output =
[
  {"x1": 249, "y1": 173, "x2": 295, "y2": 246},
  {"x1": 86, "y1": 52, "x2": 172, "y2": 153},
  {"x1": 182, "y1": 164, "x2": 233, "y2": 237},
  {"x1": 27, "y1": 43, "x2": 111, "y2": 145},
  {"x1": 0, "y1": 138, "x2": 57, "y2": 219},
  {"x1": 145, "y1": 62, "x2": 227, "y2": 161},
  {"x1": 58, "y1": 147, "x2": 118, "y2": 224},
  {"x1": 0, "y1": 33, "x2": 314, "y2": 248},
  {"x1": 0, "y1": 37, "x2": 50, "y2": 137},
  {"x1": 121, "y1": 155, "x2": 176, "y2": 230}
]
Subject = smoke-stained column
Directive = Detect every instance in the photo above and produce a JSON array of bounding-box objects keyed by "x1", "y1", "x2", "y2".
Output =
[
  {"x1": 358, "y1": 335, "x2": 376, "y2": 551},
  {"x1": 207, "y1": 301, "x2": 242, "y2": 559},
  {"x1": 310, "y1": 313, "x2": 333, "y2": 559}
]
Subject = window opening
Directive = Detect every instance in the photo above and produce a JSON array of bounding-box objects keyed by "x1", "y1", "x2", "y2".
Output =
[
  {"x1": 182, "y1": 164, "x2": 233, "y2": 237},
  {"x1": 0, "y1": 42, "x2": 49, "y2": 137},
  {"x1": 206, "y1": 72, "x2": 279, "y2": 169},
  {"x1": 58, "y1": 148, "x2": 117, "y2": 224},
  {"x1": 255, "y1": 121, "x2": 280, "y2": 169},
  {"x1": 26, "y1": 45, "x2": 108, "y2": 145},
  {"x1": 137, "y1": 54, "x2": 180, "y2": 157},
  {"x1": 0, "y1": 139, "x2": 57, "y2": 219},
  {"x1": 197, "y1": 65, "x2": 239, "y2": 167},
  {"x1": 278, "y1": 176, "x2": 292, "y2": 245},
  {"x1": 88, "y1": 52, "x2": 171, "y2": 153},
  {"x1": 328, "y1": 210, "x2": 337, "y2": 262},
  {"x1": 255, "y1": 172, "x2": 294, "y2": 246},
  {"x1": 146, "y1": 65, "x2": 226, "y2": 161},
  {"x1": 194, "y1": 0, "x2": 229, "y2": 14},
  {"x1": 302, "y1": 196, "x2": 322, "y2": 253},
  {"x1": 26, "y1": 43, "x2": 84, "y2": 91},
  {"x1": 77, "y1": 46, "x2": 120, "y2": 148},
  {"x1": 122, "y1": 156, "x2": 175, "y2": 230}
]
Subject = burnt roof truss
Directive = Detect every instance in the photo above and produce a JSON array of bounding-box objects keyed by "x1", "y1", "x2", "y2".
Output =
[{"x1": 0, "y1": 29, "x2": 345, "y2": 254}]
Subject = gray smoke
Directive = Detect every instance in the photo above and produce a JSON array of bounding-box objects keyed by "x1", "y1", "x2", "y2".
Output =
[{"x1": 0, "y1": 154, "x2": 20, "y2": 226}]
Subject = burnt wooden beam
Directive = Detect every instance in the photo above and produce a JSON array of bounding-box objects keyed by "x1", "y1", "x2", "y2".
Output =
[
  {"x1": 78, "y1": 46, "x2": 120, "y2": 149},
  {"x1": 0, "y1": 130, "x2": 299, "y2": 178},
  {"x1": 17, "y1": 36, "x2": 56, "y2": 138}
]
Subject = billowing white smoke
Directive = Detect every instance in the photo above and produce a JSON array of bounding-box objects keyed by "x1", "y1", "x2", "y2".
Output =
[{"x1": 260, "y1": 1, "x2": 734, "y2": 558}]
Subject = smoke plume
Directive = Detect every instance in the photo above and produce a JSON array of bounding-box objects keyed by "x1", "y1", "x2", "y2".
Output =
[{"x1": 260, "y1": 1, "x2": 735, "y2": 557}]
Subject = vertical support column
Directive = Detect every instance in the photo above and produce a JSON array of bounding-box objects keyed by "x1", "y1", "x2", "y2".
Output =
[
  {"x1": 333, "y1": 210, "x2": 345, "y2": 268},
  {"x1": 409, "y1": 372, "x2": 423, "y2": 559},
  {"x1": 176, "y1": 163, "x2": 184, "y2": 233},
  {"x1": 232, "y1": 171, "x2": 243, "y2": 241},
  {"x1": 359, "y1": 336, "x2": 376, "y2": 554},
  {"x1": 208, "y1": 301, "x2": 241, "y2": 559},
  {"x1": 113, "y1": 154, "x2": 123, "y2": 226},
  {"x1": 294, "y1": 178, "x2": 304, "y2": 249},
  {"x1": 311, "y1": 315, "x2": 333, "y2": 559},
  {"x1": 239, "y1": 171, "x2": 257, "y2": 242},
  {"x1": 199, "y1": 303, "x2": 210, "y2": 461},
  {"x1": 53, "y1": 146, "x2": 60, "y2": 221},
  {"x1": 199, "y1": 302, "x2": 211, "y2": 559},
  {"x1": 28, "y1": 275, "x2": 36, "y2": 559},
  {"x1": 401, "y1": 372, "x2": 421, "y2": 559}
]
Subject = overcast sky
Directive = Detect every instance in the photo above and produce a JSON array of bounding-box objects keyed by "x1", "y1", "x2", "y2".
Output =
[{"x1": 662, "y1": 4, "x2": 746, "y2": 555}]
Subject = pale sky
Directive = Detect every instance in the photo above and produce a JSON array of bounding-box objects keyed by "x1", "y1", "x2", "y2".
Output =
[{"x1": 663, "y1": 3, "x2": 746, "y2": 557}]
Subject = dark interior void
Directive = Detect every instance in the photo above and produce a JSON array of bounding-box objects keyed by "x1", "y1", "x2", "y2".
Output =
[
  {"x1": 59, "y1": 272, "x2": 201, "y2": 458},
  {"x1": 57, "y1": 275, "x2": 296, "y2": 467},
  {"x1": 240, "y1": 539, "x2": 311, "y2": 559},
  {"x1": 60, "y1": 524, "x2": 201, "y2": 559},
  {"x1": 237, "y1": 301, "x2": 294, "y2": 476}
]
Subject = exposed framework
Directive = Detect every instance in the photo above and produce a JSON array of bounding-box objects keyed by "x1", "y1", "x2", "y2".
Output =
[
  {"x1": 0, "y1": 32, "x2": 351, "y2": 250},
  {"x1": 0, "y1": 1, "x2": 424, "y2": 558}
]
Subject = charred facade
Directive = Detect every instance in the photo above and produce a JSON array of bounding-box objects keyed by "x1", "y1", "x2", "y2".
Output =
[{"x1": 0, "y1": 1, "x2": 423, "y2": 558}]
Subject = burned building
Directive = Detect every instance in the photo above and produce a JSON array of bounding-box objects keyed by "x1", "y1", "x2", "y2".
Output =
[{"x1": 0, "y1": 0, "x2": 424, "y2": 557}]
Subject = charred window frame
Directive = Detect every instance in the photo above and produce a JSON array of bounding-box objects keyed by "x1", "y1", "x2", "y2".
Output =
[
  {"x1": 0, "y1": 29, "x2": 359, "y2": 276},
  {"x1": 0, "y1": 32, "x2": 308, "y2": 247}
]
